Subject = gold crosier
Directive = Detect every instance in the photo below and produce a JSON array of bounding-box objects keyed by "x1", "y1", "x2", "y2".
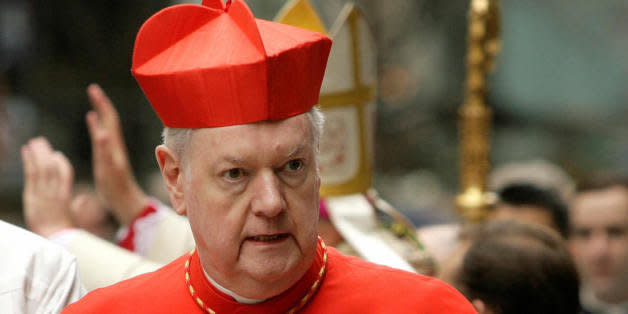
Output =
[
  {"x1": 275, "y1": 0, "x2": 435, "y2": 275},
  {"x1": 456, "y1": 0, "x2": 501, "y2": 222}
]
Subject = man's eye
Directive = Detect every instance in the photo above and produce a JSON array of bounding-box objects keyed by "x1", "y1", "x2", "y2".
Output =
[
  {"x1": 607, "y1": 226, "x2": 627, "y2": 238},
  {"x1": 285, "y1": 159, "x2": 304, "y2": 172},
  {"x1": 224, "y1": 168, "x2": 244, "y2": 180},
  {"x1": 571, "y1": 228, "x2": 591, "y2": 239}
]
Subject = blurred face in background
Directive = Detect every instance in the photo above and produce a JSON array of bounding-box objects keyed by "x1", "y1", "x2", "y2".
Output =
[{"x1": 569, "y1": 186, "x2": 628, "y2": 303}]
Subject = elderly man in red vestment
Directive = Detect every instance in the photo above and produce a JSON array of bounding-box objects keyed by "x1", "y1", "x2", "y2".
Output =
[{"x1": 63, "y1": 0, "x2": 475, "y2": 312}]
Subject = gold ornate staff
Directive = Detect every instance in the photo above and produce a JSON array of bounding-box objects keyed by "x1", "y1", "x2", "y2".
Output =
[{"x1": 455, "y1": 0, "x2": 501, "y2": 222}]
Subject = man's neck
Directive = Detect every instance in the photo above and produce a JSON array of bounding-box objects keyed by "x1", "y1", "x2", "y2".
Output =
[
  {"x1": 202, "y1": 268, "x2": 265, "y2": 304},
  {"x1": 581, "y1": 286, "x2": 628, "y2": 314},
  {"x1": 196, "y1": 247, "x2": 317, "y2": 300}
]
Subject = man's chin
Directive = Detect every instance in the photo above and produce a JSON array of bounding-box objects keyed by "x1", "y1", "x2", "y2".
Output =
[
  {"x1": 238, "y1": 236, "x2": 317, "y2": 286},
  {"x1": 591, "y1": 281, "x2": 624, "y2": 302},
  {"x1": 243, "y1": 253, "x2": 305, "y2": 282}
]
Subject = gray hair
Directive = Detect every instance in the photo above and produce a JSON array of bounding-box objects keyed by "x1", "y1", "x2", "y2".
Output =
[{"x1": 161, "y1": 106, "x2": 325, "y2": 162}]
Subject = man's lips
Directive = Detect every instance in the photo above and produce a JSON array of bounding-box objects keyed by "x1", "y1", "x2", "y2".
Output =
[
  {"x1": 246, "y1": 233, "x2": 290, "y2": 242},
  {"x1": 590, "y1": 267, "x2": 613, "y2": 278}
]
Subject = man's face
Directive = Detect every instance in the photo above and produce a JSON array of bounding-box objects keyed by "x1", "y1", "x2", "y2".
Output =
[
  {"x1": 180, "y1": 114, "x2": 320, "y2": 297},
  {"x1": 569, "y1": 186, "x2": 628, "y2": 303}
]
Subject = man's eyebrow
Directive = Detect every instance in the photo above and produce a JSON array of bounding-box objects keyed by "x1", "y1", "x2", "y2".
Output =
[
  {"x1": 220, "y1": 156, "x2": 244, "y2": 164},
  {"x1": 286, "y1": 140, "x2": 307, "y2": 158}
]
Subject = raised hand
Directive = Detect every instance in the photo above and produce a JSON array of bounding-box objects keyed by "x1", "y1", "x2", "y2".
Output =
[
  {"x1": 21, "y1": 137, "x2": 75, "y2": 237},
  {"x1": 86, "y1": 84, "x2": 148, "y2": 225}
]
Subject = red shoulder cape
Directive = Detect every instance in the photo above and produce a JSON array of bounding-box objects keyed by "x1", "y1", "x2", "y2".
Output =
[{"x1": 64, "y1": 240, "x2": 475, "y2": 313}]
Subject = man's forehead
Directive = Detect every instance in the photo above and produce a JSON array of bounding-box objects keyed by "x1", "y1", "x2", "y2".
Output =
[
  {"x1": 216, "y1": 141, "x2": 308, "y2": 163},
  {"x1": 571, "y1": 191, "x2": 628, "y2": 226},
  {"x1": 573, "y1": 187, "x2": 628, "y2": 211},
  {"x1": 195, "y1": 113, "x2": 304, "y2": 135},
  {"x1": 188, "y1": 114, "x2": 311, "y2": 155}
]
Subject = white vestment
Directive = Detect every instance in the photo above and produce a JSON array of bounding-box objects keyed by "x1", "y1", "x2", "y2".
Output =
[
  {"x1": 0, "y1": 220, "x2": 85, "y2": 314},
  {"x1": 49, "y1": 199, "x2": 193, "y2": 291}
]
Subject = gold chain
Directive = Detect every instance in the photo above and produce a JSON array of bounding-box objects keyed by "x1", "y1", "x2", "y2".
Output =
[{"x1": 184, "y1": 237, "x2": 328, "y2": 313}]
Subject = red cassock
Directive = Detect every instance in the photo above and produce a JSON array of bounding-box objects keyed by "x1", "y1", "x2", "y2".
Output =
[{"x1": 63, "y1": 239, "x2": 476, "y2": 313}]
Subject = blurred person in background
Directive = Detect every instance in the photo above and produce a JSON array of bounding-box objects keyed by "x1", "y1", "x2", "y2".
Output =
[
  {"x1": 569, "y1": 177, "x2": 628, "y2": 314},
  {"x1": 0, "y1": 76, "x2": 85, "y2": 313},
  {"x1": 421, "y1": 181, "x2": 570, "y2": 273},
  {"x1": 444, "y1": 220, "x2": 581, "y2": 314},
  {"x1": 82, "y1": 84, "x2": 194, "y2": 261},
  {"x1": 420, "y1": 159, "x2": 574, "y2": 267},
  {"x1": 0, "y1": 218, "x2": 85, "y2": 313},
  {"x1": 489, "y1": 183, "x2": 569, "y2": 237},
  {"x1": 21, "y1": 85, "x2": 181, "y2": 290},
  {"x1": 488, "y1": 159, "x2": 576, "y2": 205}
]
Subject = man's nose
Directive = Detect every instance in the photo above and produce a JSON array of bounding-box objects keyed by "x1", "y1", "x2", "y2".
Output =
[
  {"x1": 589, "y1": 232, "x2": 610, "y2": 261},
  {"x1": 250, "y1": 170, "x2": 286, "y2": 218}
]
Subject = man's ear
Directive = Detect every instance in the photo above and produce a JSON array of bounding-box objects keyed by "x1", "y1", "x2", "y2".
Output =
[{"x1": 155, "y1": 145, "x2": 186, "y2": 215}]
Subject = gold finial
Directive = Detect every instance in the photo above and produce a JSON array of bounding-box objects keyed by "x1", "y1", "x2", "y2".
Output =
[{"x1": 456, "y1": 0, "x2": 501, "y2": 222}]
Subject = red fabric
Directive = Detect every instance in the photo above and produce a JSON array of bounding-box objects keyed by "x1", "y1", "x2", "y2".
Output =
[
  {"x1": 117, "y1": 203, "x2": 157, "y2": 251},
  {"x1": 319, "y1": 198, "x2": 329, "y2": 220},
  {"x1": 131, "y1": 0, "x2": 332, "y2": 128},
  {"x1": 63, "y1": 242, "x2": 476, "y2": 313}
]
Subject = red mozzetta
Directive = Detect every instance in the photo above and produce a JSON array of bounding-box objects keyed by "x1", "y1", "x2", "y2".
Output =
[{"x1": 63, "y1": 239, "x2": 476, "y2": 313}]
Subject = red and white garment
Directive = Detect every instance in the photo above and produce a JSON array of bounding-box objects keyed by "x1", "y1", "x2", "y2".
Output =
[{"x1": 116, "y1": 198, "x2": 195, "y2": 264}]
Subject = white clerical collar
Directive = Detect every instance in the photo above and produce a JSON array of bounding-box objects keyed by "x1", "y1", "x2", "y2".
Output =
[{"x1": 203, "y1": 268, "x2": 265, "y2": 304}]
